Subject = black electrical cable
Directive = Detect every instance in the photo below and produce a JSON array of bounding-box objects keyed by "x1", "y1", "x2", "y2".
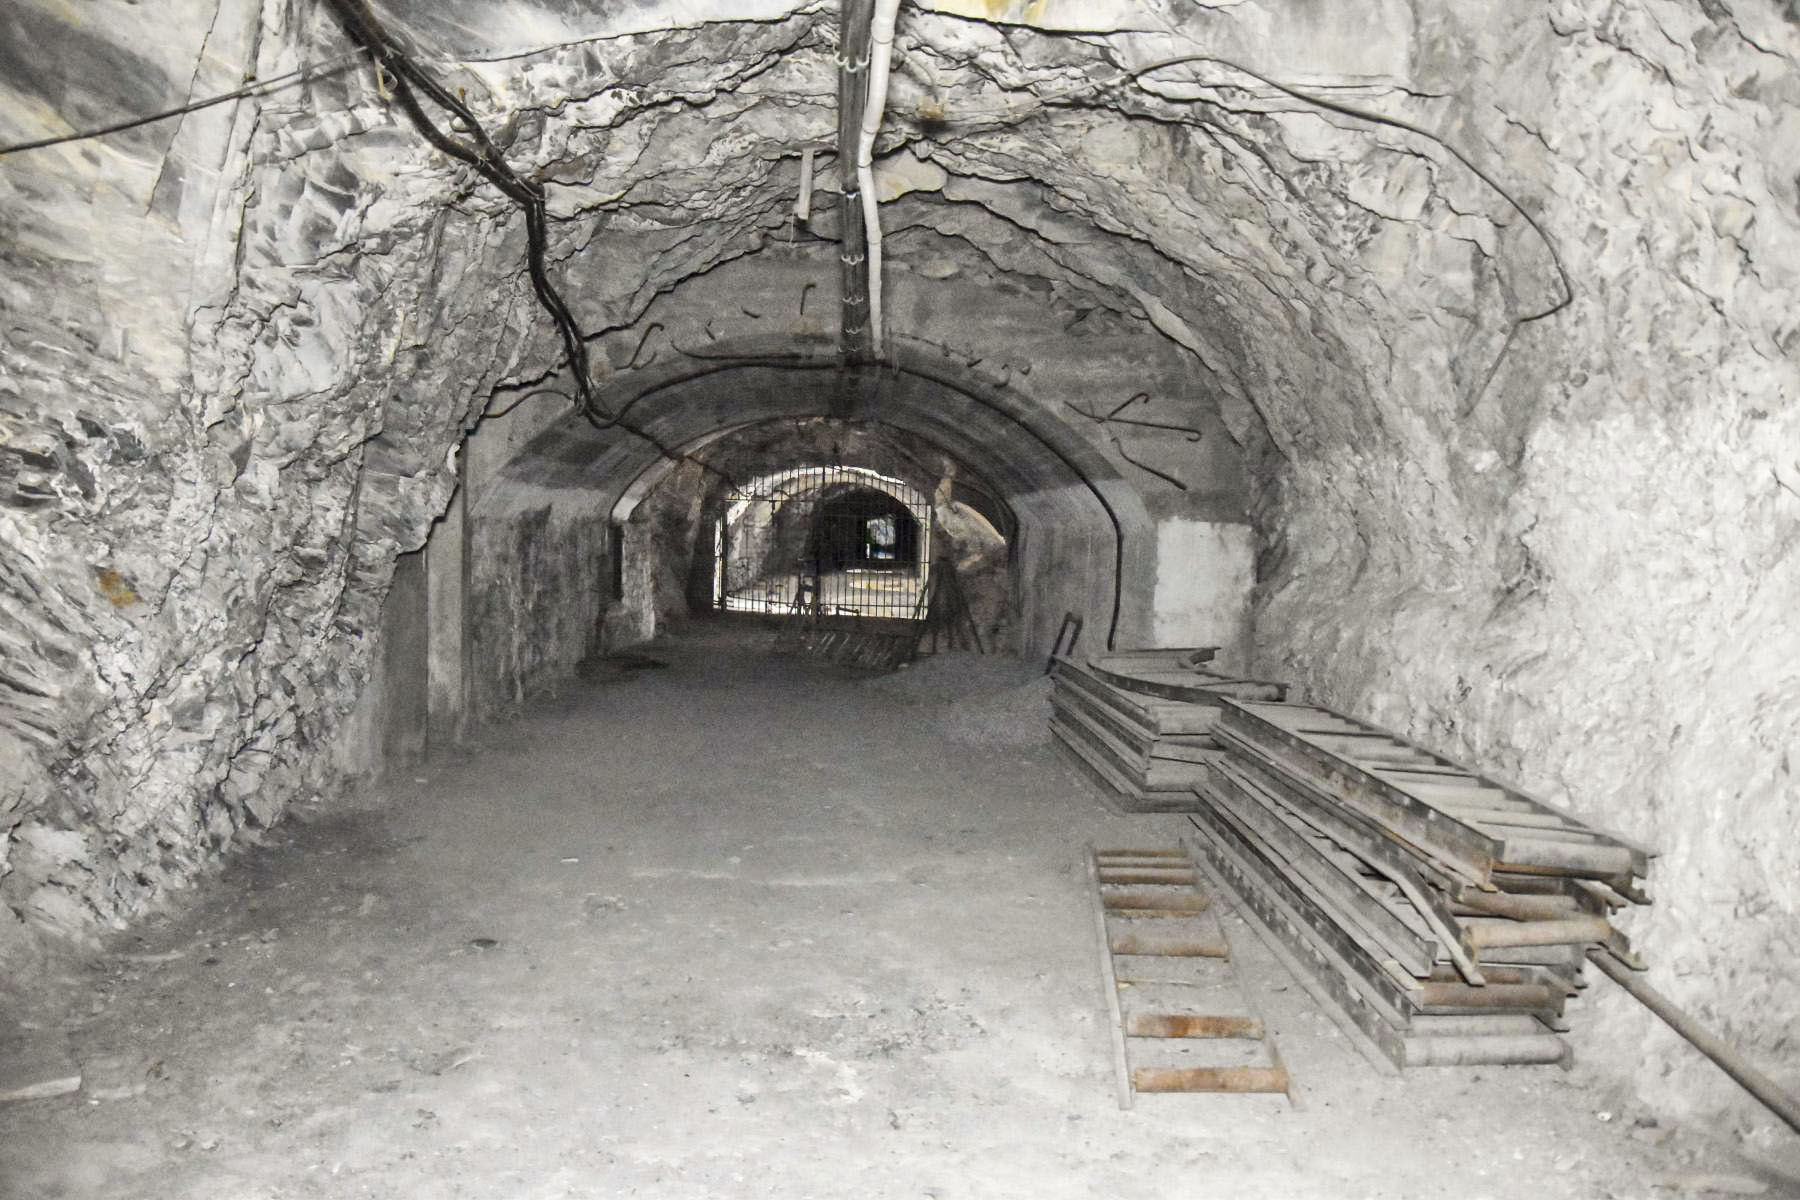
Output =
[
  {"x1": 320, "y1": 0, "x2": 597, "y2": 411},
  {"x1": 1112, "y1": 53, "x2": 1573, "y2": 325},
  {"x1": 318, "y1": 0, "x2": 768, "y2": 493},
  {"x1": 320, "y1": 0, "x2": 773, "y2": 488},
  {"x1": 0, "y1": 57, "x2": 360, "y2": 158},
  {"x1": 481, "y1": 387, "x2": 570, "y2": 420}
]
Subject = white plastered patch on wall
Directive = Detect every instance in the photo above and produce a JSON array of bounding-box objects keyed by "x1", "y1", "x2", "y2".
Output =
[{"x1": 1150, "y1": 518, "x2": 1254, "y2": 668}]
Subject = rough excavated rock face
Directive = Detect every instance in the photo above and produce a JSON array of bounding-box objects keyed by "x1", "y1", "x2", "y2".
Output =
[{"x1": 1, "y1": 0, "x2": 1796, "y2": 1130}]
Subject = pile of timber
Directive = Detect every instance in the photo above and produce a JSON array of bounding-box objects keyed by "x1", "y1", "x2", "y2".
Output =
[
  {"x1": 1190, "y1": 697, "x2": 1655, "y2": 1071},
  {"x1": 1048, "y1": 650, "x2": 1289, "y2": 811}
]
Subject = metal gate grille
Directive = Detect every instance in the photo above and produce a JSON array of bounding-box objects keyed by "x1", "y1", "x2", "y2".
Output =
[{"x1": 715, "y1": 465, "x2": 933, "y2": 621}]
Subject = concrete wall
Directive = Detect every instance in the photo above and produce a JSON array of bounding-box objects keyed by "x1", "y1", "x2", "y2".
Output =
[
  {"x1": 467, "y1": 492, "x2": 614, "y2": 721},
  {"x1": 1150, "y1": 519, "x2": 1256, "y2": 670}
]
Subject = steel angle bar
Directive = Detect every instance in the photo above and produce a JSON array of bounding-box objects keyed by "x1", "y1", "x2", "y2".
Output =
[
  {"x1": 1095, "y1": 848, "x2": 1187, "y2": 859},
  {"x1": 1053, "y1": 687, "x2": 1167, "y2": 755},
  {"x1": 1198, "y1": 802, "x2": 1518, "y2": 1018},
  {"x1": 1217, "y1": 703, "x2": 1502, "y2": 887},
  {"x1": 1051, "y1": 660, "x2": 1214, "y2": 736},
  {"x1": 1186, "y1": 807, "x2": 1422, "y2": 1028},
  {"x1": 1237, "y1": 700, "x2": 1654, "y2": 880},
  {"x1": 1051, "y1": 729, "x2": 1157, "y2": 813},
  {"x1": 1197, "y1": 804, "x2": 1570, "y2": 1021},
  {"x1": 1099, "y1": 649, "x2": 1220, "y2": 668},
  {"x1": 1203, "y1": 772, "x2": 1439, "y2": 978},
  {"x1": 1086, "y1": 847, "x2": 1136, "y2": 1110},
  {"x1": 1212, "y1": 758, "x2": 1485, "y2": 984},
  {"x1": 1183, "y1": 825, "x2": 1408, "y2": 1074}
]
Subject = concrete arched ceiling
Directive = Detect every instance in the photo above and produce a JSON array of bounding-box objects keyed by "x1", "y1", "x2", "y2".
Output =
[{"x1": 486, "y1": 337, "x2": 1145, "y2": 528}]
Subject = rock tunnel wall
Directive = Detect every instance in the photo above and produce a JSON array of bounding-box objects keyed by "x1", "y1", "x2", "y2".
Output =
[{"x1": 1246, "y1": 2, "x2": 1800, "y2": 1128}]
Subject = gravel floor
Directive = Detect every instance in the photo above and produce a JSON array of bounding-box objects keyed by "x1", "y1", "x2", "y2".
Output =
[{"x1": 1, "y1": 629, "x2": 1791, "y2": 1199}]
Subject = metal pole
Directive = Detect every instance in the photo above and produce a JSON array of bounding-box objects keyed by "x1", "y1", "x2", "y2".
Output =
[
  {"x1": 836, "y1": 0, "x2": 875, "y2": 363},
  {"x1": 1589, "y1": 950, "x2": 1800, "y2": 1136}
]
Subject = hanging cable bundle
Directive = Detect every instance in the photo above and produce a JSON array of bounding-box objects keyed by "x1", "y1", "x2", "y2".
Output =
[{"x1": 319, "y1": 0, "x2": 613, "y2": 427}]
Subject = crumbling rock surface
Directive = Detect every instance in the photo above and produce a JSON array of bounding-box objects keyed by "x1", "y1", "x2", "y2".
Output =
[{"x1": 1, "y1": 0, "x2": 1796, "y2": 1133}]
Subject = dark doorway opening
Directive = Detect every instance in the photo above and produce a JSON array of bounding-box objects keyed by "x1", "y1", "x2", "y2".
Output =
[
  {"x1": 810, "y1": 487, "x2": 921, "y2": 572},
  {"x1": 714, "y1": 465, "x2": 933, "y2": 620}
]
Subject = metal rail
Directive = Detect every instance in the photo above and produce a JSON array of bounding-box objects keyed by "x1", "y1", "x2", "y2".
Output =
[{"x1": 1588, "y1": 950, "x2": 1800, "y2": 1137}]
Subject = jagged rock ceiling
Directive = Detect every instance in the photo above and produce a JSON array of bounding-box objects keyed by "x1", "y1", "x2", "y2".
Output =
[{"x1": 2, "y1": 0, "x2": 1798, "y2": 1130}]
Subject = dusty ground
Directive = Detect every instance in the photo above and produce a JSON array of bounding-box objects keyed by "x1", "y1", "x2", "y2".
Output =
[{"x1": 2, "y1": 627, "x2": 1794, "y2": 1199}]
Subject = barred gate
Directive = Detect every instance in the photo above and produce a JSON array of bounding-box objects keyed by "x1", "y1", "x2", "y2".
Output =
[{"x1": 714, "y1": 465, "x2": 933, "y2": 621}]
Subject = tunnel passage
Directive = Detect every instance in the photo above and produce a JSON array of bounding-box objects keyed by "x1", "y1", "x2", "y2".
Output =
[
  {"x1": 714, "y1": 465, "x2": 935, "y2": 620},
  {"x1": 5, "y1": 0, "x2": 1794, "y2": 1143},
  {"x1": 810, "y1": 487, "x2": 920, "y2": 574},
  {"x1": 456, "y1": 338, "x2": 1165, "y2": 718}
]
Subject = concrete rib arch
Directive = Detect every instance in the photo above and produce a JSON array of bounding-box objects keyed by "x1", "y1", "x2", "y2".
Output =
[{"x1": 481, "y1": 336, "x2": 1156, "y2": 651}]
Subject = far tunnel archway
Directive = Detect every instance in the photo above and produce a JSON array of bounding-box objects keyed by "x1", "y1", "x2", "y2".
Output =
[{"x1": 475, "y1": 337, "x2": 1160, "y2": 666}]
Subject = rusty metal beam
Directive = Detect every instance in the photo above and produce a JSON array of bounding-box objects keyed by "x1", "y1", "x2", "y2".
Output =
[
  {"x1": 1097, "y1": 868, "x2": 1200, "y2": 886},
  {"x1": 1132, "y1": 1065, "x2": 1290, "y2": 1094},
  {"x1": 1126, "y1": 1013, "x2": 1264, "y2": 1039},
  {"x1": 1107, "y1": 933, "x2": 1228, "y2": 958},
  {"x1": 1101, "y1": 890, "x2": 1209, "y2": 914},
  {"x1": 1589, "y1": 950, "x2": 1800, "y2": 1137}
]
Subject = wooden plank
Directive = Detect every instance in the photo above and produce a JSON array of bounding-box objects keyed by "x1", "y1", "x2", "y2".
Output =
[
  {"x1": 1184, "y1": 827, "x2": 1409, "y2": 1072},
  {"x1": 1098, "y1": 868, "x2": 1200, "y2": 886},
  {"x1": 1109, "y1": 933, "x2": 1229, "y2": 958},
  {"x1": 1103, "y1": 890, "x2": 1210, "y2": 913},
  {"x1": 1188, "y1": 806, "x2": 1423, "y2": 1028}
]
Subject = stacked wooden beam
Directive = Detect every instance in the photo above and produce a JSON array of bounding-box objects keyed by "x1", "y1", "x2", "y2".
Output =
[
  {"x1": 1190, "y1": 697, "x2": 1655, "y2": 1071},
  {"x1": 1048, "y1": 651, "x2": 1288, "y2": 812}
]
